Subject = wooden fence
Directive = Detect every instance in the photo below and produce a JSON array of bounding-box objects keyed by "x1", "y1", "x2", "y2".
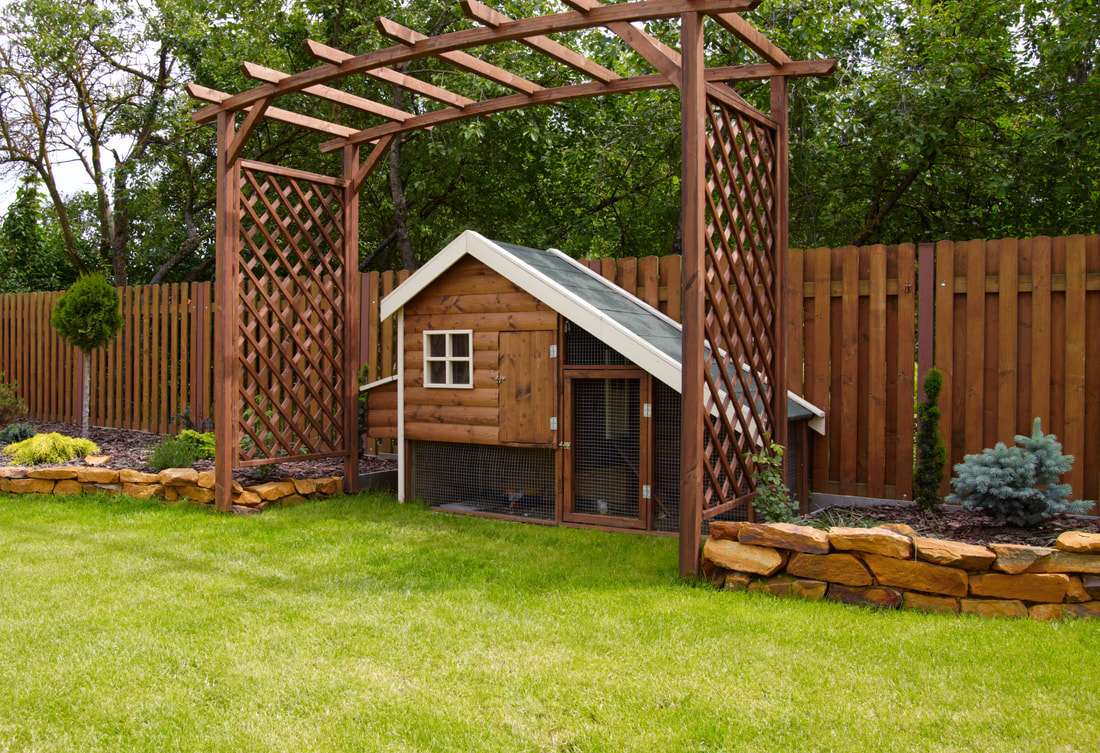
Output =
[{"x1": 1, "y1": 235, "x2": 1096, "y2": 504}]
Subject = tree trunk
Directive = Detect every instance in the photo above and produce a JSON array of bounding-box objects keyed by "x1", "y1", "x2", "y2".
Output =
[{"x1": 82, "y1": 353, "x2": 90, "y2": 438}]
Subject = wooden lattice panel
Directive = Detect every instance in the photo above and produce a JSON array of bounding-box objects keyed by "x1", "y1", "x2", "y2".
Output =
[
  {"x1": 700, "y1": 97, "x2": 779, "y2": 516},
  {"x1": 236, "y1": 166, "x2": 347, "y2": 463}
]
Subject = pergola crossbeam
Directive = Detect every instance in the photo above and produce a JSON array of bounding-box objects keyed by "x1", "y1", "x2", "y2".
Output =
[
  {"x1": 187, "y1": 83, "x2": 359, "y2": 138},
  {"x1": 709, "y1": 13, "x2": 791, "y2": 65},
  {"x1": 240, "y1": 62, "x2": 416, "y2": 122}
]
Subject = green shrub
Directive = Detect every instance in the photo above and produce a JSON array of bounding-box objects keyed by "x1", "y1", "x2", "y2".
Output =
[
  {"x1": 147, "y1": 437, "x2": 201, "y2": 472},
  {"x1": 0, "y1": 371, "x2": 28, "y2": 427},
  {"x1": 946, "y1": 418, "x2": 1091, "y2": 527},
  {"x1": 913, "y1": 368, "x2": 947, "y2": 515},
  {"x1": 2, "y1": 432, "x2": 98, "y2": 465},
  {"x1": 0, "y1": 422, "x2": 36, "y2": 443},
  {"x1": 178, "y1": 430, "x2": 216, "y2": 459},
  {"x1": 750, "y1": 442, "x2": 796, "y2": 523}
]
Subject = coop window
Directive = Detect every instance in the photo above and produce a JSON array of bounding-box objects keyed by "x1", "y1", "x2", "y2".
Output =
[{"x1": 423, "y1": 330, "x2": 473, "y2": 388}]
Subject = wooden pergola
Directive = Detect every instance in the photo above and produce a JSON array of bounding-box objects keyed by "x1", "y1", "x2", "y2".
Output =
[{"x1": 188, "y1": 0, "x2": 834, "y2": 576}]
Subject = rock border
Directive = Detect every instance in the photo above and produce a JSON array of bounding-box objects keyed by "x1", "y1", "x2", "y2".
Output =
[
  {"x1": 702, "y1": 521, "x2": 1100, "y2": 621},
  {"x1": 0, "y1": 465, "x2": 342, "y2": 510}
]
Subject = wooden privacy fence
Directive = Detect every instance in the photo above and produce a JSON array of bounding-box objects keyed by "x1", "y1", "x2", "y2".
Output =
[{"x1": 0, "y1": 235, "x2": 1096, "y2": 505}]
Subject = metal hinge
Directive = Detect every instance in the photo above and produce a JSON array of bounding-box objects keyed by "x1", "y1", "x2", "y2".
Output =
[
  {"x1": 550, "y1": 416, "x2": 558, "y2": 431},
  {"x1": 643, "y1": 403, "x2": 652, "y2": 418},
  {"x1": 494, "y1": 374, "x2": 506, "y2": 384},
  {"x1": 642, "y1": 485, "x2": 651, "y2": 499},
  {"x1": 558, "y1": 441, "x2": 571, "y2": 450},
  {"x1": 549, "y1": 344, "x2": 557, "y2": 359}
]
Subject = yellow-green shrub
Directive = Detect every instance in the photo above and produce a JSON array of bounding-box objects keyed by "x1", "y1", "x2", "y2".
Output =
[{"x1": 2, "y1": 433, "x2": 99, "y2": 466}]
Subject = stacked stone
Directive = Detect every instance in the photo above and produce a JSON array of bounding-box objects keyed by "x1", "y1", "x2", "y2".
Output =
[
  {"x1": 701, "y1": 521, "x2": 1100, "y2": 621},
  {"x1": 0, "y1": 465, "x2": 343, "y2": 509}
]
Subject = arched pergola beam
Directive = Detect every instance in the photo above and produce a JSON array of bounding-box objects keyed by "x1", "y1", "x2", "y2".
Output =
[
  {"x1": 316, "y1": 59, "x2": 833, "y2": 154},
  {"x1": 191, "y1": 0, "x2": 761, "y2": 124}
]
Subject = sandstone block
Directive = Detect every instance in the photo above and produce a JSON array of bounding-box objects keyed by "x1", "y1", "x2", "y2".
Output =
[
  {"x1": 197, "y1": 470, "x2": 215, "y2": 489},
  {"x1": 162, "y1": 487, "x2": 179, "y2": 501},
  {"x1": 990, "y1": 543, "x2": 1052, "y2": 574},
  {"x1": 233, "y1": 490, "x2": 263, "y2": 508},
  {"x1": 76, "y1": 467, "x2": 119, "y2": 484},
  {"x1": 316, "y1": 477, "x2": 342, "y2": 495},
  {"x1": 84, "y1": 483, "x2": 122, "y2": 495},
  {"x1": 828, "y1": 526, "x2": 912, "y2": 559},
  {"x1": 0, "y1": 467, "x2": 28, "y2": 479},
  {"x1": 279, "y1": 494, "x2": 307, "y2": 506},
  {"x1": 1027, "y1": 551, "x2": 1100, "y2": 575},
  {"x1": 723, "y1": 573, "x2": 753, "y2": 591},
  {"x1": 1032, "y1": 603, "x2": 1100, "y2": 620},
  {"x1": 158, "y1": 468, "x2": 198, "y2": 486},
  {"x1": 960, "y1": 599, "x2": 1028, "y2": 618},
  {"x1": 700, "y1": 556, "x2": 721, "y2": 585},
  {"x1": 708, "y1": 521, "x2": 746, "y2": 541},
  {"x1": 914, "y1": 537, "x2": 996, "y2": 571},
  {"x1": 292, "y1": 478, "x2": 318, "y2": 496},
  {"x1": 862, "y1": 553, "x2": 969, "y2": 597},
  {"x1": 880, "y1": 523, "x2": 916, "y2": 536},
  {"x1": 53, "y1": 480, "x2": 83, "y2": 496},
  {"x1": 10, "y1": 478, "x2": 55, "y2": 494},
  {"x1": 27, "y1": 468, "x2": 78, "y2": 480},
  {"x1": 1083, "y1": 576, "x2": 1100, "y2": 599},
  {"x1": 0, "y1": 479, "x2": 8, "y2": 493},
  {"x1": 969, "y1": 572, "x2": 1069, "y2": 603},
  {"x1": 827, "y1": 584, "x2": 903, "y2": 609},
  {"x1": 122, "y1": 483, "x2": 164, "y2": 500},
  {"x1": 1070, "y1": 602, "x2": 1100, "y2": 619},
  {"x1": 119, "y1": 469, "x2": 159, "y2": 484},
  {"x1": 787, "y1": 552, "x2": 872, "y2": 586},
  {"x1": 250, "y1": 480, "x2": 297, "y2": 501},
  {"x1": 702, "y1": 539, "x2": 787, "y2": 576},
  {"x1": 738, "y1": 522, "x2": 830, "y2": 554},
  {"x1": 83, "y1": 455, "x2": 110, "y2": 466},
  {"x1": 1055, "y1": 531, "x2": 1100, "y2": 554},
  {"x1": 178, "y1": 485, "x2": 215, "y2": 504},
  {"x1": 1065, "y1": 577, "x2": 1091, "y2": 604},
  {"x1": 902, "y1": 592, "x2": 960, "y2": 614},
  {"x1": 747, "y1": 574, "x2": 796, "y2": 597},
  {"x1": 791, "y1": 579, "x2": 828, "y2": 601}
]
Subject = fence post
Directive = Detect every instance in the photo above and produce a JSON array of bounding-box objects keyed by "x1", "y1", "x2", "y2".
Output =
[{"x1": 917, "y1": 242, "x2": 935, "y2": 400}]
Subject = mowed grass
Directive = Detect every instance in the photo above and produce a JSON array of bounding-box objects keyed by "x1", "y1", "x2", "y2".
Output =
[{"x1": 0, "y1": 494, "x2": 1096, "y2": 753}]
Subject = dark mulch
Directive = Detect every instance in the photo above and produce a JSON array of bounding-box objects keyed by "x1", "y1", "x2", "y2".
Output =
[
  {"x1": 13, "y1": 420, "x2": 396, "y2": 485},
  {"x1": 805, "y1": 504, "x2": 1100, "y2": 548}
]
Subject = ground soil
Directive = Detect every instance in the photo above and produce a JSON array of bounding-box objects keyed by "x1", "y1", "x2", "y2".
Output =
[
  {"x1": 803, "y1": 504, "x2": 1100, "y2": 548},
  {"x1": 12, "y1": 420, "x2": 396, "y2": 485}
]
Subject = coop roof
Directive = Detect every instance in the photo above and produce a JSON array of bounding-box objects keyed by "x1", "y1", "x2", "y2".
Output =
[{"x1": 382, "y1": 230, "x2": 824, "y2": 434}]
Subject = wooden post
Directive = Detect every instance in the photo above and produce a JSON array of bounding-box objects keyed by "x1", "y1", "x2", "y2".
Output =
[
  {"x1": 678, "y1": 11, "x2": 706, "y2": 578},
  {"x1": 214, "y1": 111, "x2": 239, "y2": 512},
  {"x1": 917, "y1": 242, "x2": 935, "y2": 400},
  {"x1": 770, "y1": 75, "x2": 789, "y2": 453},
  {"x1": 343, "y1": 145, "x2": 362, "y2": 493}
]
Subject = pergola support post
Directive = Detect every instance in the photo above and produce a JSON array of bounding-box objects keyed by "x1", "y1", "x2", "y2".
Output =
[
  {"x1": 342, "y1": 144, "x2": 362, "y2": 493},
  {"x1": 770, "y1": 75, "x2": 789, "y2": 452},
  {"x1": 678, "y1": 10, "x2": 706, "y2": 578},
  {"x1": 214, "y1": 111, "x2": 240, "y2": 513}
]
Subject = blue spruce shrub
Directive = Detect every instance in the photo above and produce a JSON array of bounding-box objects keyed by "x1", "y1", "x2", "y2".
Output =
[{"x1": 946, "y1": 418, "x2": 1090, "y2": 527}]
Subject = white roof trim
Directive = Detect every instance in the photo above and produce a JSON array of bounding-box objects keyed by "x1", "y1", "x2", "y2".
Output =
[
  {"x1": 378, "y1": 230, "x2": 825, "y2": 427},
  {"x1": 358, "y1": 374, "x2": 398, "y2": 393}
]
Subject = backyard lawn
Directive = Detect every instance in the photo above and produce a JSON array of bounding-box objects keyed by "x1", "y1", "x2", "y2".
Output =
[{"x1": 0, "y1": 493, "x2": 1096, "y2": 753}]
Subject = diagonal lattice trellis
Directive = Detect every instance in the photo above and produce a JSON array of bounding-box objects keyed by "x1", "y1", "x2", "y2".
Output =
[
  {"x1": 236, "y1": 165, "x2": 348, "y2": 464},
  {"x1": 700, "y1": 96, "x2": 780, "y2": 518}
]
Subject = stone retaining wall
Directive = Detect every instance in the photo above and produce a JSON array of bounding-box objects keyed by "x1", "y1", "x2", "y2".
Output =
[
  {"x1": 0, "y1": 466, "x2": 342, "y2": 509},
  {"x1": 702, "y1": 521, "x2": 1100, "y2": 621}
]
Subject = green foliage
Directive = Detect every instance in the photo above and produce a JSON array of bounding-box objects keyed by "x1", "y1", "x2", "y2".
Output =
[
  {"x1": 178, "y1": 430, "x2": 215, "y2": 460},
  {"x1": 50, "y1": 273, "x2": 124, "y2": 354},
  {"x1": 147, "y1": 436, "x2": 201, "y2": 472},
  {"x1": 947, "y1": 418, "x2": 1091, "y2": 527},
  {"x1": 2, "y1": 432, "x2": 98, "y2": 465},
  {"x1": 0, "y1": 423, "x2": 36, "y2": 444},
  {"x1": 913, "y1": 368, "x2": 947, "y2": 514},
  {"x1": 0, "y1": 178, "x2": 78, "y2": 293},
  {"x1": 0, "y1": 371, "x2": 28, "y2": 427},
  {"x1": 750, "y1": 442, "x2": 796, "y2": 523}
]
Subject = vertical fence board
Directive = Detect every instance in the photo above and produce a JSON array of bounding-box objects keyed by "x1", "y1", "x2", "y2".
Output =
[
  {"x1": 787, "y1": 246, "x2": 804, "y2": 394},
  {"x1": 662, "y1": 255, "x2": 682, "y2": 321},
  {"x1": 997, "y1": 238, "x2": 1019, "y2": 441},
  {"x1": 1064, "y1": 235, "x2": 1087, "y2": 500},
  {"x1": 1031, "y1": 237, "x2": 1052, "y2": 431},
  {"x1": 838, "y1": 246, "x2": 859, "y2": 494},
  {"x1": 867, "y1": 245, "x2": 887, "y2": 497},
  {"x1": 963, "y1": 240, "x2": 986, "y2": 457},
  {"x1": 1084, "y1": 235, "x2": 1100, "y2": 508},
  {"x1": 1050, "y1": 237, "x2": 1066, "y2": 454},
  {"x1": 934, "y1": 240, "x2": 955, "y2": 494},
  {"x1": 895, "y1": 243, "x2": 916, "y2": 500},
  {"x1": 809, "y1": 247, "x2": 831, "y2": 493}
]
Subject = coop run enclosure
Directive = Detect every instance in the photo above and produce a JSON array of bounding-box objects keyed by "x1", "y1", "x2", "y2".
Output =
[{"x1": 365, "y1": 232, "x2": 824, "y2": 535}]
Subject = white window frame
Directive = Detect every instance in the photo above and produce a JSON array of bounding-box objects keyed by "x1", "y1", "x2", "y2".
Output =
[{"x1": 423, "y1": 330, "x2": 474, "y2": 388}]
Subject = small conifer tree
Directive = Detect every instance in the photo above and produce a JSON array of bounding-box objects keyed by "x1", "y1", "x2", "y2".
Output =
[
  {"x1": 913, "y1": 368, "x2": 947, "y2": 514},
  {"x1": 946, "y1": 418, "x2": 1090, "y2": 527},
  {"x1": 50, "y1": 273, "x2": 123, "y2": 437}
]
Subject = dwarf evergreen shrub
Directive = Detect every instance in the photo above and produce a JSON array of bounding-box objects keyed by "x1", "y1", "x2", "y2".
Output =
[
  {"x1": 913, "y1": 368, "x2": 947, "y2": 514},
  {"x1": 946, "y1": 418, "x2": 1090, "y2": 527},
  {"x1": 0, "y1": 423, "x2": 36, "y2": 444},
  {"x1": 2, "y1": 433, "x2": 98, "y2": 465},
  {"x1": 178, "y1": 430, "x2": 216, "y2": 459}
]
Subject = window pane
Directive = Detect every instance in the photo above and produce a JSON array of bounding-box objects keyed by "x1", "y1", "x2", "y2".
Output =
[
  {"x1": 427, "y1": 333, "x2": 446, "y2": 358},
  {"x1": 451, "y1": 360, "x2": 470, "y2": 386},
  {"x1": 450, "y1": 333, "x2": 469, "y2": 358},
  {"x1": 429, "y1": 361, "x2": 447, "y2": 385}
]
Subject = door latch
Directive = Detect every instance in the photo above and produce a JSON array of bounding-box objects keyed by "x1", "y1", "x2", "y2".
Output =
[
  {"x1": 558, "y1": 441, "x2": 571, "y2": 450},
  {"x1": 494, "y1": 374, "x2": 506, "y2": 384}
]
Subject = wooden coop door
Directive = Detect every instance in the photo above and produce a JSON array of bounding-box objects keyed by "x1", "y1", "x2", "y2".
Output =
[
  {"x1": 498, "y1": 331, "x2": 557, "y2": 446},
  {"x1": 564, "y1": 375, "x2": 650, "y2": 529}
]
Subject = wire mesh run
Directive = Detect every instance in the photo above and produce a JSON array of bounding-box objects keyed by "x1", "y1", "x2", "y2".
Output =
[
  {"x1": 564, "y1": 320, "x2": 634, "y2": 366},
  {"x1": 571, "y1": 378, "x2": 641, "y2": 519},
  {"x1": 411, "y1": 441, "x2": 555, "y2": 521},
  {"x1": 653, "y1": 381, "x2": 682, "y2": 532}
]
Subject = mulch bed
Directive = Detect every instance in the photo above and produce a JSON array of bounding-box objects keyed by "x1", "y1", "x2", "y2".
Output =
[
  {"x1": 804, "y1": 504, "x2": 1100, "y2": 548},
  {"x1": 13, "y1": 420, "x2": 396, "y2": 485}
]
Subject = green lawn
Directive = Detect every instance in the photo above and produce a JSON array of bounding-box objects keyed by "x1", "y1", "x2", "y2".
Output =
[{"x1": 0, "y1": 493, "x2": 1096, "y2": 753}]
